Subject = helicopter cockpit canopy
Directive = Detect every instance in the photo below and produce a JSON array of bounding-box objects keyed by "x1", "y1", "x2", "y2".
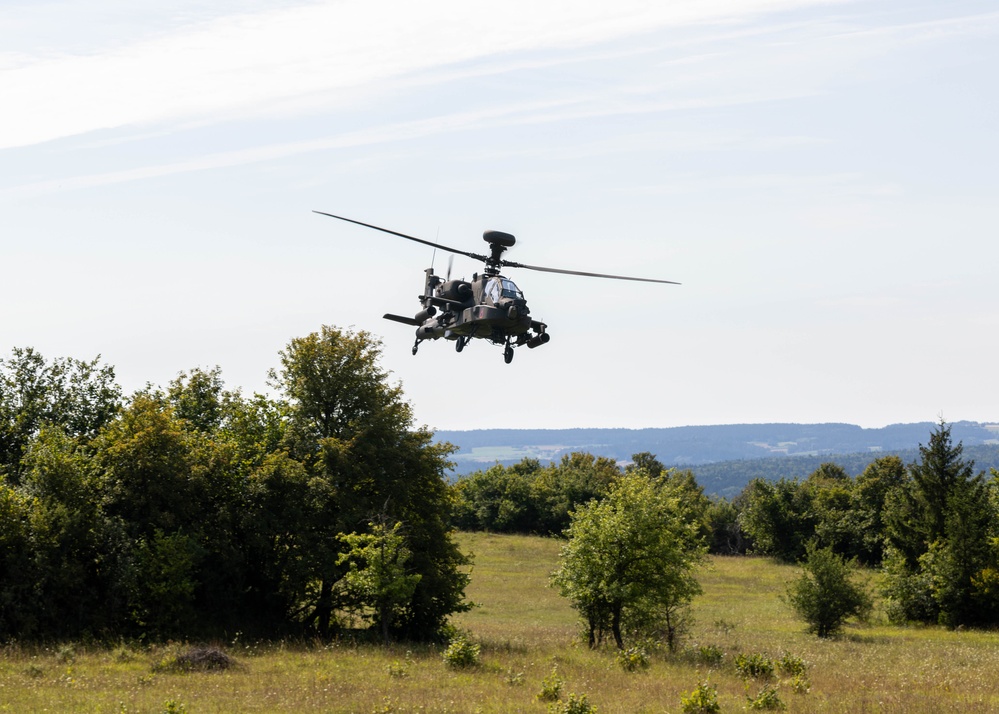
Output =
[
  {"x1": 484, "y1": 277, "x2": 524, "y2": 305},
  {"x1": 501, "y1": 278, "x2": 523, "y2": 300}
]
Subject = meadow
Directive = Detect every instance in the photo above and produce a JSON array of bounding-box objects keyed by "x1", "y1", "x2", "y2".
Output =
[{"x1": 2, "y1": 532, "x2": 999, "y2": 713}]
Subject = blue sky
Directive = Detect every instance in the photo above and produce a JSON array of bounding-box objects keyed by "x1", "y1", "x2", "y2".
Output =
[{"x1": 2, "y1": 0, "x2": 997, "y2": 430}]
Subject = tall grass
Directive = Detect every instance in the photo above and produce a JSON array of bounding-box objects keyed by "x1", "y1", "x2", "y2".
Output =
[{"x1": 1, "y1": 533, "x2": 998, "y2": 712}]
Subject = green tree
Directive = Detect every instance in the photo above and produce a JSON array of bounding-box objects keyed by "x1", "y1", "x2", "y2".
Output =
[
  {"x1": 881, "y1": 422, "x2": 999, "y2": 627},
  {"x1": 785, "y1": 542, "x2": 871, "y2": 637},
  {"x1": 0, "y1": 478, "x2": 39, "y2": 638},
  {"x1": 551, "y1": 471, "x2": 706, "y2": 650},
  {"x1": 167, "y1": 367, "x2": 228, "y2": 433},
  {"x1": 240, "y1": 451, "x2": 314, "y2": 629},
  {"x1": 532, "y1": 452, "x2": 620, "y2": 535},
  {"x1": 626, "y1": 451, "x2": 666, "y2": 478},
  {"x1": 338, "y1": 520, "x2": 422, "y2": 644},
  {"x1": 851, "y1": 456, "x2": 906, "y2": 565},
  {"x1": 739, "y1": 478, "x2": 816, "y2": 562},
  {"x1": 91, "y1": 396, "x2": 213, "y2": 636},
  {"x1": 705, "y1": 496, "x2": 748, "y2": 555},
  {"x1": 270, "y1": 325, "x2": 469, "y2": 640},
  {"x1": 0, "y1": 348, "x2": 120, "y2": 482},
  {"x1": 20, "y1": 427, "x2": 109, "y2": 637},
  {"x1": 94, "y1": 395, "x2": 207, "y2": 540},
  {"x1": 925, "y1": 476, "x2": 996, "y2": 627},
  {"x1": 806, "y1": 464, "x2": 862, "y2": 561},
  {"x1": 451, "y1": 461, "x2": 540, "y2": 533}
]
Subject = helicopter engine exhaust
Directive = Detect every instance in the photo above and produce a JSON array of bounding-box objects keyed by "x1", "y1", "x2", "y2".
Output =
[
  {"x1": 414, "y1": 306, "x2": 437, "y2": 323},
  {"x1": 526, "y1": 333, "x2": 551, "y2": 349}
]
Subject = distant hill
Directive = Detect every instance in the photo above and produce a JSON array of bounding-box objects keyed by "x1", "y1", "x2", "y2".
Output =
[{"x1": 434, "y1": 421, "x2": 999, "y2": 497}]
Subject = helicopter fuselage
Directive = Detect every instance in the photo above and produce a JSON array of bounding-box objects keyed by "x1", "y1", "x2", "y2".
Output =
[{"x1": 384, "y1": 267, "x2": 549, "y2": 362}]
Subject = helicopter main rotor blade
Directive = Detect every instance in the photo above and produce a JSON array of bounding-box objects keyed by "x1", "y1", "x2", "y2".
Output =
[
  {"x1": 503, "y1": 260, "x2": 680, "y2": 285},
  {"x1": 313, "y1": 211, "x2": 487, "y2": 262}
]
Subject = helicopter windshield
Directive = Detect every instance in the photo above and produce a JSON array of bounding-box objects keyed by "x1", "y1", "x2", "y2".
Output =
[{"x1": 500, "y1": 278, "x2": 523, "y2": 300}]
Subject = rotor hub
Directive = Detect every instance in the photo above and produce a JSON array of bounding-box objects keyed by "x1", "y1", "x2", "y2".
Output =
[{"x1": 483, "y1": 231, "x2": 515, "y2": 274}]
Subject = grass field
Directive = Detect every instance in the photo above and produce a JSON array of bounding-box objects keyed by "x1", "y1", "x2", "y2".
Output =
[{"x1": 3, "y1": 532, "x2": 999, "y2": 712}]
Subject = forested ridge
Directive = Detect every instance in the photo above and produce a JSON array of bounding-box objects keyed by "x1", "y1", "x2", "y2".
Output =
[
  {"x1": 691, "y1": 444, "x2": 999, "y2": 498},
  {"x1": 437, "y1": 423, "x2": 999, "y2": 486},
  {"x1": 0, "y1": 329, "x2": 468, "y2": 642}
]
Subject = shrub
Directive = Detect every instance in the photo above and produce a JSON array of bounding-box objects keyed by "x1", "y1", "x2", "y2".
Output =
[
  {"x1": 775, "y1": 653, "x2": 806, "y2": 677},
  {"x1": 616, "y1": 646, "x2": 650, "y2": 672},
  {"x1": 442, "y1": 634, "x2": 480, "y2": 669},
  {"x1": 680, "y1": 680, "x2": 720, "y2": 714},
  {"x1": 788, "y1": 675, "x2": 811, "y2": 694},
  {"x1": 536, "y1": 666, "x2": 564, "y2": 702},
  {"x1": 548, "y1": 692, "x2": 597, "y2": 714},
  {"x1": 735, "y1": 652, "x2": 774, "y2": 680},
  {"x1": 505, "y1": 668, "x2": 525, "y2": 686},
  {"x1": 786, "y1": 542, "x2": 871, "y2": 637},
  {"x1": 695, "y1": 644, "x2": 725, "y2": 667},
  {"x1": 56, "y1": 644, "x2": 77, "y2": 664},
  {"x1": 747, "y1": 683, "x2": 785, "y2": 710},
  {"x1": 387, "y1": 650, "x2": 413, "y2": 678}
]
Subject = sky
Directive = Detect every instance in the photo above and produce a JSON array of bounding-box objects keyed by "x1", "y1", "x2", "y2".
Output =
[{"x1": 2, "y1": 0, "x2": 997, "y2": 432}]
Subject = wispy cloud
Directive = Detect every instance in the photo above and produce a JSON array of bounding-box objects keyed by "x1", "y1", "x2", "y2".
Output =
[
  {"x1": 2, "y1": 83, "x2": 829, "y2": 199},
  {"x1": 0, "y1": 0, "x2": 841, "y2": 150}
]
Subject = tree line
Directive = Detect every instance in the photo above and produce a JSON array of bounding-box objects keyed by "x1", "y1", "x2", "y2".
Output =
[
  {"x1": 0, "y1": 329, "x2": 468, "y2": 642},
  {"x1": 454, "y1": 424, "x2": 999, "y2": 629},
  {"x1": 5, "y1": 332, "x2": 998, "y2": 646}
]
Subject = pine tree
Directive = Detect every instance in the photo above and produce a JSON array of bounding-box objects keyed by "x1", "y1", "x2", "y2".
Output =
[{"x1": 881, "y1": 422, "x2": 999, "y2": 627}]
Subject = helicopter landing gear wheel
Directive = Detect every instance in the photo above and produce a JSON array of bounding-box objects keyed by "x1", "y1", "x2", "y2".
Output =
[
  {"x1": 455, "y1": 337, "x2": 467, "y2": 353},
  {"x1": 503, "y1": 344, "x2": 514, "y2": 364},
  {"x1": 412, "y1": 340, "x2": 420, "y2": 356}
]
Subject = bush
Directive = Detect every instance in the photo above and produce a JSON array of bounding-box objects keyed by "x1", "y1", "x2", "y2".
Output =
[
  {"x1": 536, "y1": 666, "x2": 564, "y2": 702},
  {"x1": 747, "y1": 683, "x2": 785, "y2": 710},
  {"x1": 786, "y1": 542, "x2": 871, "y2": 637},
  {"x1": 735, "y1": 652, "x2": 774, "y2": 680},
  {"x1": 548, "y1": 692, "x2": 597, "y2": 714},
  {"x1": 505, "y1": 668, "x2": 525, "y2": 686},
  {"x1": 442, "y1": 634, "x2": 480, "y2": 669},
  {"x1": 680, "y1": 680, "x2": 720, "y2": 714},
  {"x1": 616, "y1": 646, "x2": 650, "y2": 672},
  {"x1": 695, "y1": 644, "x2": 725, "y2": 667},
  {"x1": 775, "y1": 653, "x2": 806, "y2": 677},
  {"x1": 788, "y1": 674, "x2": 811, "y2": 694}
]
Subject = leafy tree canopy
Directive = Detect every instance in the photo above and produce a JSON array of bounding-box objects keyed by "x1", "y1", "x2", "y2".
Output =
[{"x1": 551, "y1": 470, "x2": 706, "y2": 650}]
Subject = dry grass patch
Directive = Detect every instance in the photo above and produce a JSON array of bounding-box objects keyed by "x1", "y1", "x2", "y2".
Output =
[{"x1": 2, "y1": 536, "x2": 999, "y2": 711}]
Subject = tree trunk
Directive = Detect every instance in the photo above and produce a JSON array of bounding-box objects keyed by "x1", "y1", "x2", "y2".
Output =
[
  {"x1": 315, "y1": 579, "x2": 333, "y2": 639},
  {"x1": 611, "y1": 605, "x2": 624, "y2": 649}
]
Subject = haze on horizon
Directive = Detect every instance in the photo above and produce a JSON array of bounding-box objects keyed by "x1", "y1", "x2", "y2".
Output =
[{"x1": 2, "y1": 0, "x2": 996, "y2": 431}]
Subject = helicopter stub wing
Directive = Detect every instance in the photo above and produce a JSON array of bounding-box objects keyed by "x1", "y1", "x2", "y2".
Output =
[{"x1": 383, "y1": 313, "x2": 421, "y2": 326}]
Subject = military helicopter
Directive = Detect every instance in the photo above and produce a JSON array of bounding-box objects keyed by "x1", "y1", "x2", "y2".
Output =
[{"x1": 314, "y1": 211, "x2": 679, "y2": 363}]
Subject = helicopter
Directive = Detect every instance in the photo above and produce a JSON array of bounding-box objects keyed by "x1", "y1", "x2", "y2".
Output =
[{"x1": 314, "y1": 211, "x2": 679, "y2": 363}]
